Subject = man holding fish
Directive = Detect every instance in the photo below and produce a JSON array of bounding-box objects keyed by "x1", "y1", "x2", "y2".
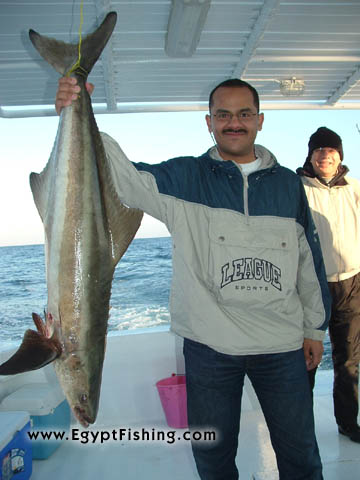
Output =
[{"x1": 56, "y1": 77, "x2": 331, "y2": 479}]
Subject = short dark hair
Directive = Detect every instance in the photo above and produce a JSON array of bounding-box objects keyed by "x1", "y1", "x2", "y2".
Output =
[{"x1": 208, "y1": 79, "x2": 260, "y2": 112}]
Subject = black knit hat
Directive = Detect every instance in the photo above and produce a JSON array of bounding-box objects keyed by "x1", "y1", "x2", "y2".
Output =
[{"x1": 305, "y1": 127, "x2": 343, "y2": 164}]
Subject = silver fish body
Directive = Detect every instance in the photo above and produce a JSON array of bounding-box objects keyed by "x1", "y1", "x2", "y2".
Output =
[{"x1": 0, "y1": 12, "x2": 143, "y2": 427}]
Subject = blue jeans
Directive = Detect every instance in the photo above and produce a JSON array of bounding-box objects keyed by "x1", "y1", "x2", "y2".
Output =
[{"x1": 183, "y1": 338, "x2": 323, "y2": 480}]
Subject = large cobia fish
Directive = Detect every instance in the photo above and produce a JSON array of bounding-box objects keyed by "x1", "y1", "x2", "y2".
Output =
[{"x1": 0, "y1": 12, "x2": 143, "y2": 427}]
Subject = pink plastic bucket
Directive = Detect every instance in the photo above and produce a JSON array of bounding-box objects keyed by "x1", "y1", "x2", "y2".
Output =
[{"x1": 156, "y1": 374, "x2": 188, "y2": 428}]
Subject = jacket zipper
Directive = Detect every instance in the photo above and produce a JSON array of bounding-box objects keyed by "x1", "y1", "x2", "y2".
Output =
[
  {"x1": 242, "y1": 173, "x2": 249, "y2": 220},
  {"x1": 329, "y1": 187, "x2": 342, "y2": 281}
]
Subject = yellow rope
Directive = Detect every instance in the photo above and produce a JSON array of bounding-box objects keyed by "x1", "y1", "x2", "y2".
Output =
[{"x1": 66, "y1": 0, "x2": 85, "y2": 77}]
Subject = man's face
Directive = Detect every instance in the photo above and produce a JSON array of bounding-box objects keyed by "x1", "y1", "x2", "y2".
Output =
[
  {"x1": 310, "y1": 147, "x2": 341, "y2": 178},
  {"x1": 206, "y1": 86, "x2": 264, "y2": 164}
]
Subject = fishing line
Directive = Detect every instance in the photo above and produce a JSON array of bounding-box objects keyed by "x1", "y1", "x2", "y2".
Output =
[{"x1": 66, "y1": 0, "x2": 87, "y2": 77}]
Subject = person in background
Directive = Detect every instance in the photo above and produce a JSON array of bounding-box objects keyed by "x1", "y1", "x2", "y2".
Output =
[
  {"x1": 56, "y1": 77, "x2": 331, "y2": 479},
  {"x1": 297, "y1": 126, "x2": 360, "y2": 443}
]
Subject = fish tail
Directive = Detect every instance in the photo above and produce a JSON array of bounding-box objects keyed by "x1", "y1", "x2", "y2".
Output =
[{"x1": 28, "y1": 11, "x2": 117, "y2": 78}]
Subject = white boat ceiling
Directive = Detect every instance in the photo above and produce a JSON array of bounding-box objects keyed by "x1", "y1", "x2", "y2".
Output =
[{"x1": 1, "y1": 0, "x2": 360, "y2": 118}]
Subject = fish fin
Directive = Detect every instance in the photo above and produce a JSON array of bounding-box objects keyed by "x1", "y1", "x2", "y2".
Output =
[
  {"x1": 29, "y1": 12, "x2": 117, "y2": 77},
  {"x1": 0, "y1": 329, "x2": 61, "y2": 376},
  {"x1": 29, "y1": 131, "x2": 61, "y2": 235},
  {"x1": 29, "y1": 169, "x2": 49, "y2": 224},
  {"x1": 32, "y1": 311, "x2": 47, "y2": 336},
  {"x1": 108, "y1": 202, "x2": 143, "y2": 266},
  {"x1": 97, "y1": 136, "x2": 143, "y2": 266}
]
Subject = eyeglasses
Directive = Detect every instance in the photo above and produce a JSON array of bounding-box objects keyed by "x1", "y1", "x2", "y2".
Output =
[{"x1": 211, "y1": 111, "x2": 258, "y2": 122}]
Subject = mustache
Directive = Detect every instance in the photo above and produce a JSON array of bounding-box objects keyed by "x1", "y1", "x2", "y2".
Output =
[{"x1": 222, "y1": 128, "x2": 247, "y2": 134}]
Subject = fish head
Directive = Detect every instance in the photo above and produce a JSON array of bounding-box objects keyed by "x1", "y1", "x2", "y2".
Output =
[{"x1": 54, "y1": 353, "x2": 102, "y2": 428}]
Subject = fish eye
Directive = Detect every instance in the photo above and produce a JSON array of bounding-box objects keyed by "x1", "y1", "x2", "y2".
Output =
[{"x1": 80, "y1": 393, "x2": 88, "y2": 403}]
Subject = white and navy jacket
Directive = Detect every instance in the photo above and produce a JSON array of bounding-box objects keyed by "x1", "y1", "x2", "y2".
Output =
[{"x1": 103, "y1": 133, "x2": 331, "y2": 355}]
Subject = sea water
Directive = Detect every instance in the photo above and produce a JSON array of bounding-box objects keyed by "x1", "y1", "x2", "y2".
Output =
[
  {"x1": 0, "y1": 237, "x2": 332, "y2": 370},
  {"x1": 0, "y1": 237, "x2": 171, "y2": 350}
]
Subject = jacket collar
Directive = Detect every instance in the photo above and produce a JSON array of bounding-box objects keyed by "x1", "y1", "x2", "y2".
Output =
[
  {"x1": 296, "y1": 162, "x2": 349, "y2": 187},
  {"x1": 207, "y1": 144, "x2": 278, "y2": 172}
]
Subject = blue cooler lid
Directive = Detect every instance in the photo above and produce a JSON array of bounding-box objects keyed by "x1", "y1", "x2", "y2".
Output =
[{"x1": 0, "y1": 411, "x2": 30, "y2": 452}]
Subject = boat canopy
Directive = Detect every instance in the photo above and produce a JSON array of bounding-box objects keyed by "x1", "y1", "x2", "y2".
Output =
[{"x1": 1, "y1": 0, "x2": 360, "y2": 118}]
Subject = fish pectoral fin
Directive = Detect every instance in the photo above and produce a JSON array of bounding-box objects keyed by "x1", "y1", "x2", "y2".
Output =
[
  {"x1": 0, "y1": 329, "x2": 61, "y2": 375},
  {"x1": 32, "y1": 311, "x2": 46, "y2": 335}
]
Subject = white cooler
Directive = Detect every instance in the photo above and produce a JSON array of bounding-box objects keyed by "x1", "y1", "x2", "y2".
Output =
[{"x1": 0, "y1": 384, "x2": 70, "y2": 460}]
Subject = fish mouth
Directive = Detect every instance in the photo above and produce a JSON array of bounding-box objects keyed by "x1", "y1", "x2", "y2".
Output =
[{"x1": 74, "y1": 406, "x2": 94, "y2": 428}]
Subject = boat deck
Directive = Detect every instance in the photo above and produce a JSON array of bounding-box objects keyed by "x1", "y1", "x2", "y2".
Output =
[{"x1": 32, "y1": 370, "x2": 360, "y2": 480}]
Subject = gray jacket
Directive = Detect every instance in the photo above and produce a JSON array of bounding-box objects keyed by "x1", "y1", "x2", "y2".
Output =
[{"x1": 103, "y1": 133, "x2": 330, "y2": 355}]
